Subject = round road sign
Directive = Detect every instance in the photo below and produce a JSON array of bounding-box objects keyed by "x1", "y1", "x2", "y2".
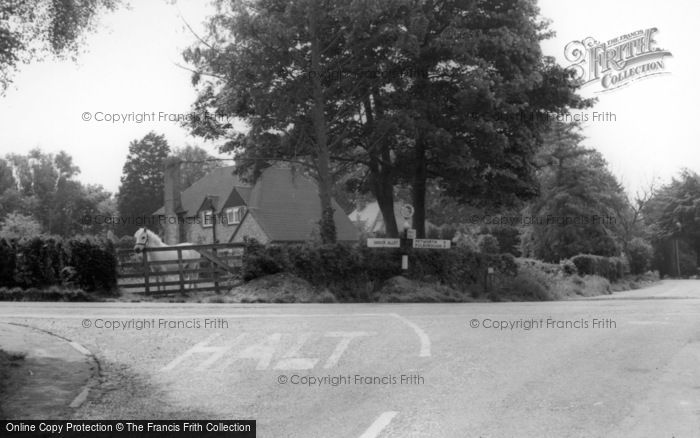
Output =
[{"x1": 400, "y1": 204, "x2": 414, "y2": 219}]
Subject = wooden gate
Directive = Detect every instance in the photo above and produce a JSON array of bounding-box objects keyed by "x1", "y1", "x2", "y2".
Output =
[{"x1": 116, "y1": 243, "x2": 245, "y2": 295}]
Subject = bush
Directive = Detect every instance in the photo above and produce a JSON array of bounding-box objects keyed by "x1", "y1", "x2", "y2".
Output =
[
  {"x1": 0, "y1": 235, "x2": 117, "y2": 293},
  {"x1": 559, "y1": 259, "x2": 578, "y2": 276},
  {"x1": 241, "y1": 239, "x2": 517, "y2": 301},
  {"x1": 627, "y1": 238, "x2": 653, "y2": 275},
  {"x1": 481, "y1": 226, "x2": 521, "y2": 256},
  {"x1": 494, "y1": 261, "x2": 554, "y2": 301},
  {"x1": 0, "y1": 286, "x2": 94, "y2": 302},
  {"x1": 0, "y1": 238, "x2": 17, "y2": 288},
  {"x1": 477, "y1": 234, "x2": 500, "y2": 254},
  {"x1": 570, "y1": 254, "x2": 625, "y2": 282}
]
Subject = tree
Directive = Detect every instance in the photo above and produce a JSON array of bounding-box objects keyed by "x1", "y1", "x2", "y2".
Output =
[
  {"x1": 0, "y1": 212, "x2": 42, "y2": 238},
  {"x1": 117, "y1": 132, "x2": 170, "y2": 236},
  {"x1": 525, "y1": 121, "x2": 627, "y2": 262},
  {"x1": 361, "y1": 0, "x2": 589, "y2": 237},
  {"x1": 184, "y1": 0, "x2": 588, "y2": 240},
  {"x1": 0, "y1": 0, "x2": 119, "y2": 91},
  {"x1": 172, "y1": 145, "x2": 224, "y2": 188},
  {"x1": 644, "y1": 170, "x2": 700, "y2": 276},
  {"x1": 0, "y1": 150, "x2": 111, "y2": 236}
]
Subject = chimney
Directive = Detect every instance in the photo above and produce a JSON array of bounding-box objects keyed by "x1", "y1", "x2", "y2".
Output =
[{"x1": 163, "y1": 157, "x2": 182, "y2": 245}]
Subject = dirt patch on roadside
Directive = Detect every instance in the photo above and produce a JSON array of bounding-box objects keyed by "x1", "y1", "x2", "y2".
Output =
[
  {"x1": 374, "y1": 276, "x2": 474, "y2": 302},
  {"x1": 212, "y1": 273, "x2": 336, "y2": 303}
]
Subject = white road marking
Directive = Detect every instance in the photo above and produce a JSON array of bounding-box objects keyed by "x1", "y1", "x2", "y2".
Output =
[
  {"x1": 359, "y1": 411, "x2": 398, "y2": 438},
  {"x1": 323, "y1": 332, "x2": 372, "y2": 368},
  {"x1": 390, "y1": 313, "x2": 431, "y2": 357},
  {"x1": 196, "y1": 334, "x2": 246, "y2": 371},
  {"x1": 274, "y1": 333, "x2": 319, "y2": 370},
  {"x1": 69, "y1": 387, "x2": 90, "y2": 408},
  {"x1": 4, "y1": 311, "x2": 432, "y2": 358},
  {"x1": 69, "y1": 341, "x2": 91, "y2": 356},
  {"x1": 161, "y1": 334, "x2": 227, "y2": 372},
  {"x1": 238, "y1": 333, "x2": 282, "y2": 370}
]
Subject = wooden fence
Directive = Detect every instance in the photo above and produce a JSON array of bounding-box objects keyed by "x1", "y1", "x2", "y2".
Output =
[{"x1": 116, "y1": 243, "x2": 245, "y2": 295}]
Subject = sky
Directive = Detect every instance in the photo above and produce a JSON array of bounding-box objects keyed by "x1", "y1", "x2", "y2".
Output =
[{"x1": 0, "y1": 0, "x2": 697, "y2": 195}]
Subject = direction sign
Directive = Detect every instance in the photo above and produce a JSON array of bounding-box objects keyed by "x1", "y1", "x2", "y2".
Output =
[
  {"x1": 412, "y1": 239, "x2": 451, "y2": 249},
  {"x1": 367, "y1": 238, "x2": 401, "y2": 248}
]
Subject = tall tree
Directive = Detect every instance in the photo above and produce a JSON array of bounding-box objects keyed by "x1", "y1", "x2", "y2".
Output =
[
  {"x1": 172, "y1": 145, "x2": 224, "y2": 188},
  {"x1": 0, "y1": 0, "x2": 119, "y2": 91},
  {"x1": 117, "y1": 132, "x2": 170, "y2": 236},
  {"x1": 382, "y1": 0, "x2": 589, "y2": 237},
  {"x1": 184, "y1": 0, "x2": 587, "y2": 240},
  {"x1": 524, "y1": 121, "x2": 627, "y2": 262},
  {"x1": 183, "y1": 0, "x2": 371, "y2": 243},
  {"x1": 644, "y1": 170, "x2": 700, "y2": 275},
  {"x1": 2, "y1": 149, "x2": 112, "y2": 236}
]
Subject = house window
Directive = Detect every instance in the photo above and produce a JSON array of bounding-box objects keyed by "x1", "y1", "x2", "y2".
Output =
[
  {"x1": 201, "y1": 211, "x2": 214, "y2": 228},
  {"x1": 226, "y1": 206, "x2": 245, "y2": 225}
]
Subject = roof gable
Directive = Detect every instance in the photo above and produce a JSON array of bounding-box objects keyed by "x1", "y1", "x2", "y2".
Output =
[
  {"x1": 240, "y1": 166, "x2": 358, "y2": 242},
  {"x1": 154, "y1": 166, "x2": 251, "y2": 216}
]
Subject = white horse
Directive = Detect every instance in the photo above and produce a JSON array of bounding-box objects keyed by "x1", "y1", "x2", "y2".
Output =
[{"x1": 133, "y1": 228, "x2": 200, "y2": 292}]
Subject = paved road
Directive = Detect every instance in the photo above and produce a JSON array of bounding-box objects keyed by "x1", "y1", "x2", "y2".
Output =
[{"x1": 1, "y1": 280, "x2": 699, "y2": 437}]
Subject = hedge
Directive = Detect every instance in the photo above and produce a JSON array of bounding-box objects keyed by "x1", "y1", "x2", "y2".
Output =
[
  {"x1": 570, "y1": 254, "x2": 626, "y2": 282},
  {"x1": 242, "y1": 239, "x2": 517, "y2": 300},
  {"x1": 0, "y1": 236, "x2": 117, "y2": 292}
]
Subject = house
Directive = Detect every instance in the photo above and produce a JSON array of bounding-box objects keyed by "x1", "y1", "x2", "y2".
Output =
[
  {"x1": 154, "y1": 165, "x2": 358, "y2": 244},
  {"x1": 349, "y1": 201, "x2": 438, "y2": 235}
]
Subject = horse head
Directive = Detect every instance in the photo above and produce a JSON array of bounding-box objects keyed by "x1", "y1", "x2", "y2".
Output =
[{"x1": 133, "y1": 227, "x2": 150, "y2": 253}]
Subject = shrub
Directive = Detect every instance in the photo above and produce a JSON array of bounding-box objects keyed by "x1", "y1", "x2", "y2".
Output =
[
  {"x1": 0, "y1": 286, "x2": 94, "y2": 302},
  {"x1": 559, "y1": 259, "x2": 578, "y2": 276},
  {"x1": 627, "y1": 238, "x2": 653, "y2": 275},
  {"x1": 241, "y1": 240, "x2": 517, "y2": 300},
  {"x1": 494, "y1": 261, "x2": 554, "y2": 301},
  {"x1": 477, "y1": 234, "x2": 500, "y2": 254},
  {"x1": 570, "y1": 254, "x2": 625, "y2": 282},
  {"x1": 482, "y1": 226, "x2": 521, "y2": 256},
  {"x1": 0, "y1": 235, "x2": 117, "y2": 293},
  {"x1": 65, "y1": 237, "x2": 118, "y2": 292},
  {"x1": 0, "y1": 239, "x2": 17, "y2": 288},
  {"x1": 242, "y1": 238, "x2": 290, "y2": 281}
]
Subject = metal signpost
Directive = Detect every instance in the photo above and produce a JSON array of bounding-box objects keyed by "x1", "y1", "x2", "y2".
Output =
[
  {"x1": 367, "y1": 238, "x2": 401, "y2": 248},
  {"x1": 412, "y1": 239, "x2": 451, "y2": 249},
  {"x1": 365, "y1": 204, "x2": 452, "y2": 272}
]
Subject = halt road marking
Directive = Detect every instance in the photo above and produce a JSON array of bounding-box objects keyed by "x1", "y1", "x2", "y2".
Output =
[
  {"x1": 358, "y1": 411, "x2": 398, "y2": 438},
  {"x1": 390, "y1": 313, "x2": 431, "y2": 357},
  {"x1": 4, "y1": 311, "x2": 431, "y2": 357},
  {"x1": 323, "y1": 332, "x2": 371, "y2": 368},
  {"x1": 161, "y1": 331, "x2": 375, "y2": 372}
]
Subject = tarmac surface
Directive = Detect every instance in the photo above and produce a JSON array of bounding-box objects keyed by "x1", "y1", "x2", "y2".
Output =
[{"x1": 1, "y1": 279, "x2": 699, "y2": 437}]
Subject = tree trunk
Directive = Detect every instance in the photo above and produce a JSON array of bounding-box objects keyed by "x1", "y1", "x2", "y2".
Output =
[
  {"x1": 309, "y1": 6, "x2": 336, "y2": 243},
  {"x1": 412, "y1": 136, "x2": 427, "y2": 238},
  {"x1": 363, "y1": 94, "x2": 399, "y2": 237}
]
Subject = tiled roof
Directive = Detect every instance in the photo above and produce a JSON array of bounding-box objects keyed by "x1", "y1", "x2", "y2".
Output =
[
  {"x1": 238, "y1": 167, "x2": 358, "y2": 242},
  {"x1": 153, "y1": 166, "x2": 249, "y2": 216},
  {"x1": 155, "y1": 164, "x2": 358, "y2": 242}
]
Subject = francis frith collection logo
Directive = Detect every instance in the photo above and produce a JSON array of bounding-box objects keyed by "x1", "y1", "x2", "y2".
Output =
[{"x1": 564, "y1": 28, "x2": 672, "y2": 93}]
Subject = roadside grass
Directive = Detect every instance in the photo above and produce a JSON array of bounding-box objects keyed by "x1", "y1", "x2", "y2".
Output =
[
  {"x1": 0, "y1": 286, "x2": 98, "y2": 302},
  {"x1": 610, "y1": 271, "x2": 660, "y2": 292},
  {"x1": 0, "y1": 349, "x2": 25, "y2": 418}
]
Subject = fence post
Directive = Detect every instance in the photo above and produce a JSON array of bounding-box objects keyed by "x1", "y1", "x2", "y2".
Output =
[
  {"x1": 178, "y1": 248, "x2": 184, "y2": 292},
  {"x1": 142, "y1": 249, "x2": 150, "y2": 295},
  {"x1": 212, "y1": 244, "x2": 220, "y2": 294}
]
